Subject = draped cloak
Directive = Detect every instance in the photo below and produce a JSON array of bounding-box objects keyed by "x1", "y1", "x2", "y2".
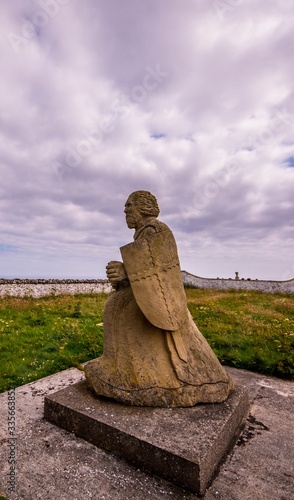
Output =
[{"x1": 84, "y1": 219, "x2": 234, "y2": 407}]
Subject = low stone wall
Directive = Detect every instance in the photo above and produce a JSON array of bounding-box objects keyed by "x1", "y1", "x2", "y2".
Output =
[
  {"x1": 1, "y1": 273, "x2": 294, "y2": 298},
  {"x1": 182, "y1": 271, "x2": 294, "y2": 294},
  {"x1": 0, "y1": 279, "x2": 112, "y2": 298}
]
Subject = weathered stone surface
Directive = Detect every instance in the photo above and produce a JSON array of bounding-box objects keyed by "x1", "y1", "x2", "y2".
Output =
[
  {"x1": 1, "y1": 367, "x2": 293, "y2": 499},
  {"x1": 85, "y1": 191, "x2": 234, "y2": 407},
  {"x1": 44, "y1": 379, "x2": 249, "y2": 495}
]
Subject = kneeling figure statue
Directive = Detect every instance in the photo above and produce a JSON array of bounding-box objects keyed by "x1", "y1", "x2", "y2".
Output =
[{"x1": 85, "y1": 190, "x2": 234, "y2": 407}]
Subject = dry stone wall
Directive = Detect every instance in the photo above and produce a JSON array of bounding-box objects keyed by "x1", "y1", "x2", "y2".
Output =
[
  {"x1": 0, "y1": 279, "x2": 112, "y2": 298},
  {"x1": 1, "y1": 273, "x2": 293, "y2": 297},
  {"x1": 182, "y1": 271, "x2": 294, "y2": 294}
]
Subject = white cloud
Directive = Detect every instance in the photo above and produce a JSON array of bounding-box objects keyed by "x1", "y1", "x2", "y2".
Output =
[{"x1": 0, "y1": 0, "x2": 293, "y2": 280}]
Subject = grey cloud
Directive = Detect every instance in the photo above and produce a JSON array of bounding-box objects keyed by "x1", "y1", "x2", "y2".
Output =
[{"x1": 0, "y1": 0, "x2": 293, "y2": 279}]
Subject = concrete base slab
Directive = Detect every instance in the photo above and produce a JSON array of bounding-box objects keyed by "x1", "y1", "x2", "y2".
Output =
[{"x1": 44, "y1": 380, "x2": 249, "y2": 495}]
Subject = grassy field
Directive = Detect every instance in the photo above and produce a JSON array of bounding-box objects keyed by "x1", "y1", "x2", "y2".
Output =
[
  {"x1": 0, "y1": 289, "x2": 293, "y2": 392},
  {"x1": 185, "y1": 288, "x2": 294, "y2": 380},
  {"x1": 0, "y1": 294, "x2": 106, "y2": 393}
]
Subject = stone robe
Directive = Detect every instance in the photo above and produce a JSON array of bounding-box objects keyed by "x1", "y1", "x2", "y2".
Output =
[{"x1": 85, "y1": 219, "x2": 234, "y2": 407}]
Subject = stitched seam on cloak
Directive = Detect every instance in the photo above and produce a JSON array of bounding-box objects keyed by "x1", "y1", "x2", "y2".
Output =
[
  {"x1": 144, "y1": 238, "x2": 175, "y2": 329},
  {"x1": 128, "y1": 263, "x2": 179, "y2": 282}
]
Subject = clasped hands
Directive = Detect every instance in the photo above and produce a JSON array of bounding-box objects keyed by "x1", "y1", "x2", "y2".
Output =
[{"x1": 106, "y1": 261, "x2": 128, "y2": 290}]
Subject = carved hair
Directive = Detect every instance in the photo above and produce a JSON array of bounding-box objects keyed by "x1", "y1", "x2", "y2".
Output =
[{"x1": 129, "y1": 190, "x2": 160, "y2": 217}]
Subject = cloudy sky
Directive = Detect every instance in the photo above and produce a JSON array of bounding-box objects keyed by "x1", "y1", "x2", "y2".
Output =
[{"x1": 1, "y1": 0, "x2": 293, "y2": 280}]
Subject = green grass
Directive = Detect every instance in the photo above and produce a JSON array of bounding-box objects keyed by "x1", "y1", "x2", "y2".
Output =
[
  {"x1": 0, "y1": 289, "x2": 293, "y2": 392},
  {"x1": 186, "y1": 288, "x2": 294, "y2": 380},
  {"x1": 0, "y1": 294, "x2": 105, "y2": 392}
]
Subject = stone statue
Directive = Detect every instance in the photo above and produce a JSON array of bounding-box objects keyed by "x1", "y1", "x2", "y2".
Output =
[{"x1": 85, "y1": 191, "x2": 234, "y2": 407}]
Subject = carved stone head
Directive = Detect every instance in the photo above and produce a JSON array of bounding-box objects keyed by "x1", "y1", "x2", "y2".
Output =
[{"x1": 124, "y1": 190, "x2": 160, "y2": 229}]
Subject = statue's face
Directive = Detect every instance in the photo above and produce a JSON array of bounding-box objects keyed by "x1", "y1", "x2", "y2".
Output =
[{"x1": 124, "y1": 196, "x2": 144, "y2": 229}]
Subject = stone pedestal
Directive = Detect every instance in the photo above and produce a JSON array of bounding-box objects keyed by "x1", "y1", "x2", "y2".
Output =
[{"x1": 44, "y1": 380, "x2": 249, "y2": 495}]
